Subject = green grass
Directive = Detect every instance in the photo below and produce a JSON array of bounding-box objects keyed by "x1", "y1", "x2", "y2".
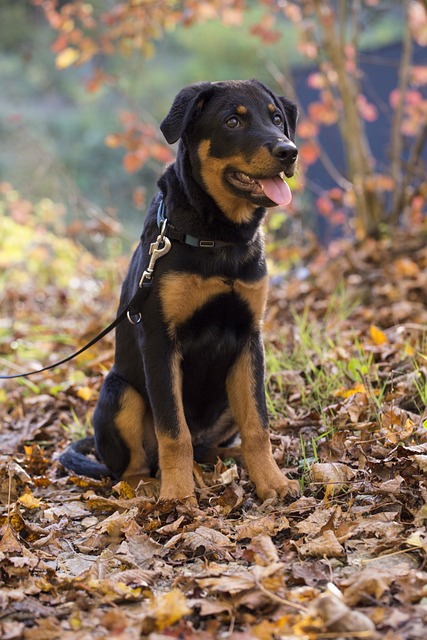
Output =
[
  {"x1": 61, "y1": 407, "x2": 93, "y2": 441},
  {"x1": 265, "y1": 302, "x2": 353, "y2": 419}
]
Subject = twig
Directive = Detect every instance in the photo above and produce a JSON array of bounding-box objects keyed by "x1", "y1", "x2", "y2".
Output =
[{"x1": 7, "y1": 463, "x2": 13, "y2": 520}]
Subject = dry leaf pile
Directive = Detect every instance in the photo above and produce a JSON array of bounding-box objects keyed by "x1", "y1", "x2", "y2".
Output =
[{"x1": 1, "y1": 224, "x2": 427, "y2": 640}]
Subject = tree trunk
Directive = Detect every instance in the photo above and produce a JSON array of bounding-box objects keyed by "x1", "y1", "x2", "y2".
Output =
[{"x1": 313, "y1": 0, "x2": 383, "y2": 239}]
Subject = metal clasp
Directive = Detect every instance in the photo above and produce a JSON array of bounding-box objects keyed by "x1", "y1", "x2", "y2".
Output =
[
  {"x1": 127, "y1": 220, "x2": 171, "y2": 325},
  {"x1": 138, "y1": 219, "x2": 171, "y2": 288}
]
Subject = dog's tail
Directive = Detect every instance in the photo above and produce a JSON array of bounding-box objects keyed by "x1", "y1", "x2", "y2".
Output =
[{"x1": 59, "y1": 436, "x2": 111, "y2": 479}]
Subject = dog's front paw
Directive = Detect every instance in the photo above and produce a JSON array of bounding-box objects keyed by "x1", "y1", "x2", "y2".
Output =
[
  {"x1": 158, "y1": 491, "x2": 198, "y2": 507},
  {"x1": 255, "y1": 473, "x2": 300, "y2": 502},
  {"x1": 159, "y1": 475, "x2": 197, "y2": 506}
]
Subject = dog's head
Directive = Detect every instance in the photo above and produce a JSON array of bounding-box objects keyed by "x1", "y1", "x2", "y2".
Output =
[{"x1": 160, "y1": 80, "x2": 298, "y2": 224}]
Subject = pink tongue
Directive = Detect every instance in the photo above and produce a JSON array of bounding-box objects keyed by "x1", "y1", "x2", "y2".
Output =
[{"x1": 259, "y1": 176, "x2": 292, "y2": 206}]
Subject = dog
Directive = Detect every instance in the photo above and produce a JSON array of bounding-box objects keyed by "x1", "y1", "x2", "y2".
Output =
[{"x1": 60, "y1": 79, "x2": 299, "y2": 503}]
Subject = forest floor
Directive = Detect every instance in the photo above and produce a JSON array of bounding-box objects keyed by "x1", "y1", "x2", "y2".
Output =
[{"x1": 1, "y1": 206, "x2": 427, "y2": 640}]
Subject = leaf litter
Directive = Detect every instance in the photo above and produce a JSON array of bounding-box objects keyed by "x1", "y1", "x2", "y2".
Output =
[{"x1": 1, "y1": 211, "x2": 427, "y2": 639}]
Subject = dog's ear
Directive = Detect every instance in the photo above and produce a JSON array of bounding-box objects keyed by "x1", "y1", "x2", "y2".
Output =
[
  {"x1": 279, "y1": 97, "x2": 299, "y2": 142},
  {"x1": 160, "y1": 82, "x2": 214, "y2": 144}
]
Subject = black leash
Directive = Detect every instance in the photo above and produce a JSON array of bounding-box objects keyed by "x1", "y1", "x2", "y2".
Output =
[
  {"x1": 0, "y1": 306, "x2": 132, "y2": 380},
  {"x1": 0, "y1": 216, "x2": 171, "y2": 380},
  {"x1": 0, "y1": 272, "x2": 154, "y2": 380},
  {"x1": 1, "y1": 196, "x2": 237, "y2": 381}
]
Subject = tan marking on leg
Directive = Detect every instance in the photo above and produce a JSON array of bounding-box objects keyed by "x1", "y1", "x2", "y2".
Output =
[
  {"x1": 115, "y1": 386, "x2": 151, "y2": 484},
  {"x1": 160, "y1": 272, "x2": 231, "y2": 333},
  {"x1": 157, "y1": 432, "x2": 195, "y2": 501},
  {"x1": 234, "y1": 275, "x2": 268, "y2": 325},
  {"x1": 227, "y1": 349, "x2": 299, "y2": 501},
  {"x1": 157, "y1": 352, "x2": 195, "y2": 502}
]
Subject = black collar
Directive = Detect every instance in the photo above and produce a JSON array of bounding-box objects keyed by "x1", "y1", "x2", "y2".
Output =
[{"x1": 156, "y1": 197, "x2": 236, "y2": 249}]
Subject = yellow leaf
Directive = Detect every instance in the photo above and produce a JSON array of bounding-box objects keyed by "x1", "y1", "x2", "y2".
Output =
[
  {"x1": 112, "y1": 481, "x2": 135, "y2": 500},
  {"x1": 335, "y1": 383, "x2": 366, "y2": 398},
  {"x1": 69, "y1": 612, "x2": 82, "y2": 631},
  {"x1": 369, "y1": 324, "x2": 388, "y2": 345},
  {"x1": 56, "y1": 47, "x2": 80, "y2": 69},
  {"x1": 404, "y1": 343, "x2": 415, "y2": 357},
  {"x1": 18, "y1": 490, "x2": 41, "y2": 509},
  {"x1": 149, "y1": 589, "x2": 192, "y2": 631},
  {"x1": 77, "y1": 386, "x2": 94, "y2": 401}
]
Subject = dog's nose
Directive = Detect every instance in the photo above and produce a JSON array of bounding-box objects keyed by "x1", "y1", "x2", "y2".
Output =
[{"x1": 272, "y1": 141, "x2": 298, "y2": 164}]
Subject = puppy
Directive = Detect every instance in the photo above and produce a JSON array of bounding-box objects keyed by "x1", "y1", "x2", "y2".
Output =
[{"x1": 60, "y1": 79, "x2": 299, "y2": 502}]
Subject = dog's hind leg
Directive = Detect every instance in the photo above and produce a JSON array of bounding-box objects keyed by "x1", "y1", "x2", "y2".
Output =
[
  {"x1": 226, "y1": 334, "x2": 300, "y2": 501},
  {"x1": 93, "y1": 372, "x2": 153, "y2": 487}
]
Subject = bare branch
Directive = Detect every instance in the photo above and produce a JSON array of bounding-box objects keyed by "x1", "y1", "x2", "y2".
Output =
[
  {"x1": 391, "y1": 123, "x2": 427, "y2": 223},
  {"x1": 390, "y1": 0, "x2": 413, "y2": 221}
]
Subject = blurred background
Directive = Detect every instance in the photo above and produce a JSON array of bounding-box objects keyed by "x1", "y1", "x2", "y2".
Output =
[{"x1": 1, "y1": 0, "x2": 426, "y2": 255}]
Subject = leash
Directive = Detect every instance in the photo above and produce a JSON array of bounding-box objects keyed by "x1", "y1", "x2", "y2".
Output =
[
  {"x1": 0, "y1": 219, "x2": 171, "y2": 380},
  {"x1": 0, "y1": 196, "x2": 237, "y2": 380}
]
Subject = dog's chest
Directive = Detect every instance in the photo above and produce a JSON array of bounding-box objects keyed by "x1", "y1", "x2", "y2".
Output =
[{"x1": 159, "y1": 271, "x2": 268, "y2": 337}]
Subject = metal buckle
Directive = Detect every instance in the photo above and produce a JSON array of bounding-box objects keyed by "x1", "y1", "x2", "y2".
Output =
[{"x1": 199, "y1": 240, "x2": 215, "y2": 248}]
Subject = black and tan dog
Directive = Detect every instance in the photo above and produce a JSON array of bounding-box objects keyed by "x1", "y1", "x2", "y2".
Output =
[{"x1": 60, "y1": 79, "x2": 299, "y2": 502}]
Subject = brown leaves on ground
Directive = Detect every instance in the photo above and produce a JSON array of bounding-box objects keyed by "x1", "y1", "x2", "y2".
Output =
[{"x1": 1, "y1": 223, "x2": 427, "y2": 639}]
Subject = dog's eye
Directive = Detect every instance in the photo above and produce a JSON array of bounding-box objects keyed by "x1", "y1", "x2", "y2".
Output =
[
  {"x1": 273, "y1": 113, "x2": 283, "y2": 127},
  {"x1": 225, "y1": 116, "x2": 240, "y2": 129}
]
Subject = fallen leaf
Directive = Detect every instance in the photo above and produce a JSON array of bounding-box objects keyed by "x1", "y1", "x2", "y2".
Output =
[
  {"x1": 301, "y1": 584, "x2": 376, "y2": 636},
  {"x1": 197, "y1": 563, "x2": 285, "y2": 595},
  {"x1": 298, "y1": 530, "x2": 345, "y2": 558},
  {"x1": 0, "y1": 523, "x2": 23, "y2": 554},
  {"x1": 342, "y1": 568, "x2": 394, "y2": 606},
  {"x1": 295, "y1": 506, "x2": 336, "y2": 535},
  {"x1": 311, "y1": 462, "x2": 356, "y2": 494},
  {"x1": 147, "y1": 589, "x2": 192, "y2": 631},
  {"x1": 414, "y1": 454, "x2": 427, "y2": 471},
  {"x1": 370, "y1": 324, "x2": 388, "y2": 345},
  {"x1": 235, "y1": 514, "x2": 279, "y2": 540},
  {"x1": 18, "y1": 489, "x2": 42, "y2": 509},
  {"x1": 181, "y1": 526, "x2": 235, "y2": 558},
  {"x1": 246, "y1": 534, "x2": 280, "y2": 566},
  {"x1": 77, "y1": 385, "x2": 94, "y2": 401}
]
